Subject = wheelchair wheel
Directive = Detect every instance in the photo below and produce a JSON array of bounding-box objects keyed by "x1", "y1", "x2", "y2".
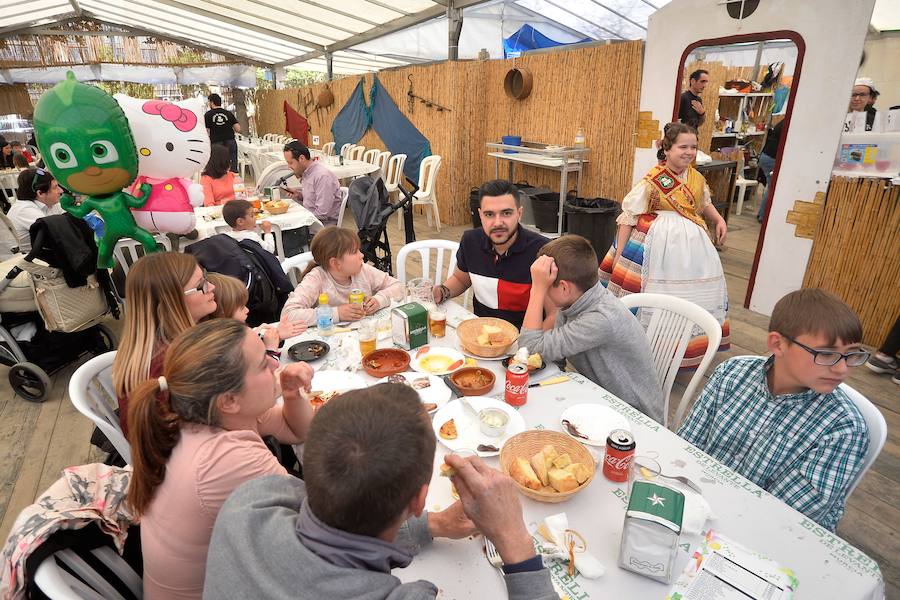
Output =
[
  {"x1": 96, "y1": 324, "x2": 117, "y2": 352},
  {"x1": 9, "y1": 361, "x2": 52, "y2": 403}
]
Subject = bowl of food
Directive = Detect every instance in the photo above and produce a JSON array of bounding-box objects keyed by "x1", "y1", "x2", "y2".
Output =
[
  {"x1": 478, "y1": 407, "x2": 509, "y2": 437},
  {"x1": 500, "y1": 430, "x2": 595, "y2": 503},
  {"x1": 456, "y1": 317, "x2": 519, "y2": 358},
  {"x1": 449, "y1": 366, "x2": 496, "y2": 396},
  {"x1": 362, "y1": 348, "x2": 411, "y2": 378},
  {"x1": 264, "y1": 200, "x2": 290, "y2": 214}
]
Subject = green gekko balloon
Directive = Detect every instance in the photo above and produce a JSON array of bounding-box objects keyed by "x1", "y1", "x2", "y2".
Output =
[{"x1": 33, "y1": 71, "x2": 157, "y2": 268}]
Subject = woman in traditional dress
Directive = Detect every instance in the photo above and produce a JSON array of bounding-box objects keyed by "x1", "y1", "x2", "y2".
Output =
[{"x1": 599, "y1": 122, "x2": 730, "y2": 370}]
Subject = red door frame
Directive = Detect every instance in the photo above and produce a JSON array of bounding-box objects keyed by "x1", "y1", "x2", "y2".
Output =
[{"x1": 673, "y1": 30, "x2": 806, "y2": 308}]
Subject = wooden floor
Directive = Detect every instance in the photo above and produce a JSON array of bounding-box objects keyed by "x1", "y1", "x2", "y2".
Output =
[{"x1": 0, "y1": 201, "x2": 897, "y2": 598}]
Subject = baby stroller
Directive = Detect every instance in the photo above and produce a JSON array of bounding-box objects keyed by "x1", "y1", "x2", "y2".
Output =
[
  {"x1": 348, "y1": 176, "x2": 417, "y2": 275},
  {"x1": 0, "y1": 213, "x2": 118, "y2": 402}
]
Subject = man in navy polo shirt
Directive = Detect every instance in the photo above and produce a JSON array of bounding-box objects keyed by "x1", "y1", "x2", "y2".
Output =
[{"x1": 433, "y1": 180, "x2": 548, "y2": 328}]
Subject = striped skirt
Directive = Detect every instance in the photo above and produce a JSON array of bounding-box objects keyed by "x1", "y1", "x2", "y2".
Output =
[{"x1": 599, "y1": 212, "x2": 731, "y2": 372}]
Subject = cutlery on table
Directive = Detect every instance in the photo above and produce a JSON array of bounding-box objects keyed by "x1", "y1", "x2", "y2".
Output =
[
  {"x1": 528, "y1": 375, "x2": 569, "y2": 388},
  {"x1": 484, "y1": 538, "x2": 503, "y2": 570}
]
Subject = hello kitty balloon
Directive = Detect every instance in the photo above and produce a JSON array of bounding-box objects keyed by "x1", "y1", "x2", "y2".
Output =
[{"x1": 115, "y1": 95, "x2": 210, "y2": 235}]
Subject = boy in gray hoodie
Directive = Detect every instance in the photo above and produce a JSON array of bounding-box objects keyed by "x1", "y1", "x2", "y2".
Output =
[
  {"x1": 204, "y1": 384, "x2": 557, "y2": 600},
  {"x1": 518, "y1": 235, "x2": 663, "y2": 422}
]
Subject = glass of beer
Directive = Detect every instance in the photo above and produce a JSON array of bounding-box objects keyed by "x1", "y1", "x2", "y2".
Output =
[
  {"x1": 358, "y1": 319, "x2": 377, "y2": 356},
  {"x1": 428, "y1": 306, "x2": 447, "y2": 338}
]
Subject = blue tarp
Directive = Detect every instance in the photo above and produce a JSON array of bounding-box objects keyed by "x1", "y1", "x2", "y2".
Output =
[
  {"x1": 503, "y1": 24, "x2": 591, "y2": 58},
  {"x1": 331, "y1": 79, "x2": 370, "y2": 150},
  {"x1": 369, "y1": 76, "x2": 431, "y2": 183}
]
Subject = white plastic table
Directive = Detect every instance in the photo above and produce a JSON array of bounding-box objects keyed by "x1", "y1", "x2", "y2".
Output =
[
  {"x1": 263, "y1": 154, "x2": 381, "y2": 181},
  {"x1": 193, "y1": 203, "x2": 322, "y2": 240},
  {"x1": 280, "y1": 302, "x2": 885, "y2": 600}
]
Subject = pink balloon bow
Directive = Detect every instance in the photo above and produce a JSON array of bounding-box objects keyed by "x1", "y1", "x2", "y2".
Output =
[{"x1": 142, "y1": 100, "x2": 198, "y2": 132}]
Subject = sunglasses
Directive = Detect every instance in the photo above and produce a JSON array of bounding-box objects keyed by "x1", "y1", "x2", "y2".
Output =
[
  {"x1": 183, "y1": 270, "x2": 212, "y2": 296},
  {"x1": 31, "y1": 168, "x2": 48, "y2": 192},
  {"x1": 783, "y1": 335, "x2": 870, "y2": 367}
]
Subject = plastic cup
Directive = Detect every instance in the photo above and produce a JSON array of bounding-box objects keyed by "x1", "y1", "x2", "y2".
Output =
[{"x1": 358, "y1": 319, "x2": 377, "y2": 356}]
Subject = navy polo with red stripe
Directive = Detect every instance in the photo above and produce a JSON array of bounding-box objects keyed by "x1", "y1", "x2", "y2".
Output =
[{"x1": 456, "y1": 226, "x2": 549, "y2": 328}]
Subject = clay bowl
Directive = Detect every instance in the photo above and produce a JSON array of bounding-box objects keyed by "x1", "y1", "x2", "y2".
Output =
[
  {"x1": 449, "y1": 366, "x2": 496, "y2": 396},
  {"x1": 362, "y1": 348, "x2": 410, "y2": 378}
]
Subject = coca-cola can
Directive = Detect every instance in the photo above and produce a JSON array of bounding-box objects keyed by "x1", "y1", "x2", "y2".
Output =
[
  {"x1": 504, "y1": 363, "x2": 528, "y2": 406},
  {"x1": 603, "y1": 429, "x2": 635, "y2": 483}
]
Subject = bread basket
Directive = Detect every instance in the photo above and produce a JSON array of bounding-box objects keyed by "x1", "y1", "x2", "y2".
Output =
[
  {"x1": 456, "y1": 317, "x2": 519, "y2": 358},
  {"x1": 500, "y1": 430, "x2": 595, "y2": 503},
  {"x1": 264, "y1": 201, "x2": 290, "y2": 215}
]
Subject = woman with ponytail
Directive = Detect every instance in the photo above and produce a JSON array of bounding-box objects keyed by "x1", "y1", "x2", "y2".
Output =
[{"x1": 128, "y1": 318, "x2": 314, "y2": 599}]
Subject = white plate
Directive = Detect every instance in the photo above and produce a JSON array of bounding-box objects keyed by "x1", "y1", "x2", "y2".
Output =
[
  {"x1": 409, "y1": 346, "x2": 466, "y2": 376},
  {"x1": 559, "y1": 404, "x2": 631, "y2": 446},
  {"x1": 376, "y1": 372, "x2": 451, "y2": 413},
  {"x1": 457, "y1": 339, "x2": 518, "y2": 361},
  {"x1": 310, "y1": 370, "x2": 367, "y2": 394},
  {"x1": 432, "y1": 397, "x2": 527, "y2": 457}
]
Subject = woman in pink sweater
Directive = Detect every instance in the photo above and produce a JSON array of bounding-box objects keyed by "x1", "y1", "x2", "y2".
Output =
[
  {"x1": 281, "y1": 226, "x2": 406, "y2": 325},
  {"x1": 127, "y1": 318, "x2": 314, "y2": 599},
  {"x1": 200, "y1": 144, "x2": 237, "y2": 206}
]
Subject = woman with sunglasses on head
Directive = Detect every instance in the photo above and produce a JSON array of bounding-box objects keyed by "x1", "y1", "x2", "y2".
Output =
[
  {"x1": 8, "y1": 167, "x2": 63, "y2": 252},
  {"x1": 113, "y1": 252, "x2": 218, "y2": 436},
  {"x1": 128, "y1": 318, "x2": 314, "y2": 600}
]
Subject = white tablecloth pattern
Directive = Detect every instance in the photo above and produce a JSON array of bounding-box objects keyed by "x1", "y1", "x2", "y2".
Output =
[
  {"x1": 279, "y1": 302, "x2": 885, "y2": 600},
  {"x1": 194, "y1": 203, "x2": 322, "y2": 240}
]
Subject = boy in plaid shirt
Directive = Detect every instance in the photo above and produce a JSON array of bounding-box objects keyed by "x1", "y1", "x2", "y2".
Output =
[{"x1": 678, "y1": 289, "x2": 871, "y2": 531}]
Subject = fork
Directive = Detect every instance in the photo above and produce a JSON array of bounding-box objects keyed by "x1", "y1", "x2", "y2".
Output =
[{"x1": 484, "y1": 538, "x2": 504, "y2": 570}]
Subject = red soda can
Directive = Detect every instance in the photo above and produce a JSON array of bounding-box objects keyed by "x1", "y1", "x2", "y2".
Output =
[
  {"x1": 504, "y1": 363, "x2": 529, "y2": 406},
  {"x1": 603, "y1": 429, "x2": 635, "y2": 483}
]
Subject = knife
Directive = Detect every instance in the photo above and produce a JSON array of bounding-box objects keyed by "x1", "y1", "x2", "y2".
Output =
[{"x1": 528, "y1": 375, "x2": 569, "y2": 388}]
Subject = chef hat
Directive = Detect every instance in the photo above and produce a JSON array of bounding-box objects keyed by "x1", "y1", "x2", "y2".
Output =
[{"x1": 854, "y1": 77, "x2": 879, "y2": 95}]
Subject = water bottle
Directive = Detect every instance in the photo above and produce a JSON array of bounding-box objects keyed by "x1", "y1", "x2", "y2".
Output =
[
  {"x1": 316, "y1": 292, "x2": 333, "y2": 334},
  {"x1": 574, "y1": 126, "x2": 586, "y2": 149}
]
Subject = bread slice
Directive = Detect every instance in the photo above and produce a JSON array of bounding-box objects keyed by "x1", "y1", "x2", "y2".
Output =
[
  {"x1": 530, "y1": 450, "x2": 550, "y2": 486},
  {"x1": 476, "y1": 333, "x2": 490, "y2": 345},
  {"x1": 565, "y1": 462, "x2": 591, "y2": 485},
  {"x1": 548, "y1": 467, "x2": 579, "y2": 493},
  {"x1": 510, "y1": 457, "x2": 542, "y2": 490},
  {"x1": 527, "y1": 353, "x2": 542, "y2": 369},
  {"x1": 439, "y1": 419, "x2": 458, "y2": 440},
  {"x1": 541, "y1": 445, "x2": 559, "y2": 469},
  {"x1": 439, "y1": 463, "x2": 456, "y2": 478},
  {"x1": 552, "y1": 453, "x2": 572, "y2": 469},
  {"x1": 482, "y1": 324, "x2": 506, "y2": 345}
]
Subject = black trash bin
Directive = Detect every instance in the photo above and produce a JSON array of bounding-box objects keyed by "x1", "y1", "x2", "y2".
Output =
[
  {"x1": 530, "y1": 191, "x2": 565, "y2": 233},
  {"x1": 564, "y1": 197, "x2": 621, "y2": 259}
]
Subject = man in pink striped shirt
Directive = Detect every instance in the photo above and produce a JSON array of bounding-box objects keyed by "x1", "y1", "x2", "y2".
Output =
[{"x1": 282, "y1": 140, "x2": 343, "y2": 226}]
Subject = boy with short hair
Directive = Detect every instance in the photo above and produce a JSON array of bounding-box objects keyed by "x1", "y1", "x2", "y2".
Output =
[
  {"x1": 518, "y1": 235, "x2": 663, "y2": 422},
  {"x1": 678, "y1": 289, "x2": 870, "y2": 531},
  {"x1": 222, "y1": 199, "x2": 276, "y2": 255}
]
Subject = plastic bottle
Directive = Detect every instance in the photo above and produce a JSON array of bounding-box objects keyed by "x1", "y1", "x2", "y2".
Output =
[
  {"x1": 574, "y1": 127, "x2": 586, "y2": 149},
  {"x1": 316, "y1": 292, "x2": 334, "y2": 334}
]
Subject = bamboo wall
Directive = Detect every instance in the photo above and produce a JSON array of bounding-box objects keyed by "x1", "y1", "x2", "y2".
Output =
[
  {"x1": 803, "y1": 177, "x2": 899, "y2": 346},
  {"x1": 256, "y1": 42, "x2": 644, "y2": 226}
]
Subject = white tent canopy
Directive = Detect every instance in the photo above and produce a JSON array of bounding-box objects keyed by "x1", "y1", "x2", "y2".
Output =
[{"x1": 0, "y1": 0, "x2": 896, "y2": 76}]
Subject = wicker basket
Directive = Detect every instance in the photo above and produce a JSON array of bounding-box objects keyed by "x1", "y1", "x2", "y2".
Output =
[
  {"x1": 500, "y1": 430, "x2": 596, "y2": 503},
  {"x1": 456, "y1": 317, "x2": 519, "y2": 358},
  {"x1": 264, "y1": 201, "x2": 290, "y2": 215}
]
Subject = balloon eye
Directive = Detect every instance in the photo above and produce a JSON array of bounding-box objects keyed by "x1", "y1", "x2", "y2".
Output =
[
  {"x1": 49, "y1": 142, "x2": 77, "y2": 169},
  {"x1": 89, "y1": 140, "x2": 119, "y2": 165},
  {"x1": 165, "y1": 142, "x2": 174, "y2": 151}
]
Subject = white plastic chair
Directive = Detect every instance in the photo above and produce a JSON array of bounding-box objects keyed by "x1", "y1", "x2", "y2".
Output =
[
  {"x1": 269, "y1": 223, "x2": 286, "y2": 261},
  {"x1": 349, "y1": 145, "x2": 366, "y2": 161},
  {"x1": 112, "y1": 235, "x2": 172, "y2": 276},
  {"x1": 619, "y1": 293, "x2": 722, "y2": 429},
  {"x1": 336, "y1": 186, "x2": 350, "y2": 228},
  {"x1": 281, "y1": 251, "x2": 314, "y2": 287},
  {"x1": 397, "y1": 240, "x2": 470, "y2": 308},
  {"x1": 731, "y1": 151, "x2": 758, "y2": 215},
  {"x1": 374, "y1": 150, "x2": 391, "y2": 176},
  {"x1": 386, "y1": 154, "x2": 407, "y2": 195},
  {"x1": 339, "y1": 143, "x2": 352, "y2": 158},
  {"x1": 322, "y1": 141, "x2": 335, "y2": 156},
  {"x1": 35, "y1": 545, "x2": 143, "y2": 599},
  {"x1": 362, "y1": 148, "x2": 380, "y2": 164},
  {"x1": 68, "y1": 351, "x2": 131, "y2": 464},
  {"x1": 410, "y1": 155, "x2": 443, "y2": 232},
  {"x1": 839, "y1": 383, "x2": 887, "y2": 498}
]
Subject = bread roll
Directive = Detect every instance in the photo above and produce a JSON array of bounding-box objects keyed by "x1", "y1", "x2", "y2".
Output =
[
  {"x1": 565, "y1": 462, "x2": 591, "y2": 484},
  {"x1": 541, "y1": 445, "x2": 559, "y2": 468},
  {"x1": 548, "y1": 467, "x2": 579, "y2": 493},
  {"x1": 530, "y1": 450, "x2": 550, "y2": 486},
  {"x1": 510, "y1": 457, "x2": 542, "y2": 490},
  {"x1": 552, "y1": 453, "x2": 572, "y2": 469}
]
